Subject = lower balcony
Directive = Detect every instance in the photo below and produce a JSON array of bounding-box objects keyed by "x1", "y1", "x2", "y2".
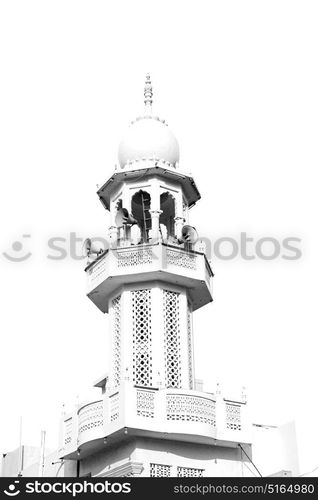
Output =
[{"x1": 59, "y1": 384, "x2": 251, "y2": 460}]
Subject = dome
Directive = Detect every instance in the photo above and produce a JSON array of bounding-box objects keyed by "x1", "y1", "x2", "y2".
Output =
[{"x1": 118, "y1": 116, "x2": 179, "y2": 168}]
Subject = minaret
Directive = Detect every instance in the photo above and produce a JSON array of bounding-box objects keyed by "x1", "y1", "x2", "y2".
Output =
[
  {"x1": 89, "y1": 74, "x2": 211, "y2": 393},
  {"x1": 59, "y1": 76, "x2": 251, "y2": 478}
]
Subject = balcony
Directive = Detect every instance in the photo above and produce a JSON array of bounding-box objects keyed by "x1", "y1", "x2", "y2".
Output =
[
  {"x1": 59, "y1": 384, "x2": 250, "y2": 460},
  {"x1": 85, "y1": 243, "x2": 213, "y2": 313}
]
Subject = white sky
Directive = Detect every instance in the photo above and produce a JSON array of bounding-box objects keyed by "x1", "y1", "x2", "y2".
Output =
[{"x1": 0, "y1": 0, "x2": 317, "y2": 475}]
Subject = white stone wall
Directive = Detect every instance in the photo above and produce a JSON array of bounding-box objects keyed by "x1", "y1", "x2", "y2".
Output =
[{"x1": 80, "y1": 437, "x2": 250, "y2": 477}]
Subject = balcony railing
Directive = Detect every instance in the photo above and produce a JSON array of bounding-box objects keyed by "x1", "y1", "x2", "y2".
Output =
[{"x1": 59, "y1": 385, "x2": 249, "y2": 459}]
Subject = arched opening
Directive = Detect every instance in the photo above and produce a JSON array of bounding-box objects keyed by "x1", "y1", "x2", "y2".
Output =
[
  {"x1": 131, "y1": 190, "x2": 152, "y2": 243},
  {"x1": 160, "y1": 192, "x2": 175, "y2": 240}
]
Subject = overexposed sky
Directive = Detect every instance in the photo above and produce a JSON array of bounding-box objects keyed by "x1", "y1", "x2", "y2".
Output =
[{"x1": 0, "y1": 0, "x2": 317, "y2": 475}]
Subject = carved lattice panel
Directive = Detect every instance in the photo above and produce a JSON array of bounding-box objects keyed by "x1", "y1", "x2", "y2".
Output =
[
  {"x1": 136, "y1": 389, "x2": 155, "y2": 418},
  {"x1": 117, "y1": 248, "x2": 152, "y2": 267},
  {"x1": 166, "y1": 394, "x2": 216, "y2": 426},
  {"x1": 150, "y1": 464, "x2": 171, "y2": 477},
  {"x1": 110, "y1": 392, "x2": 120, "y2": 422},
  {"x1": 226, "y1": 404, "x2": 242, "y2": 431},
  {"x1": 78, "y1": 402, "x2": 103, "y2": 435},
  {"x1": 177, "y1": 467, "x2": 204, "y2": 477},
  {"x1": 112, "y1": 296, "x2": 121, "y2": 388},
  {"x1": 166, "y1": 248, "x2": 196, "y2": 270},
  {"x1": 132, "y1": 289, "x2": 152, "y2": 386},
  {"x1": 163, "y1": 290, "x2": 181, "y2": 388},
  {"x1": 187, "y1": 308, "x2": 194, "y2": 389}
]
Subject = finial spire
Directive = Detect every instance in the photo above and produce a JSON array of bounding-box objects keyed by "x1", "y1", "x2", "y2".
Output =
[{"x1": 144, "y1": 73, "x2": 153, "y2": 115}]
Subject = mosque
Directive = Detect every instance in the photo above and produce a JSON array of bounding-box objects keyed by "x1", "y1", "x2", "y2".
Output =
[{"x1": 1, "y1": 76, "x2": 299, "y2": 478}]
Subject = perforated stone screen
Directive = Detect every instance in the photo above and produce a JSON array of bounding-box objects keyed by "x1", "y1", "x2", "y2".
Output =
[
  {"x1": 112, "y1": 295, "x2": 121, "y2": 388},
  {"x1": 132, "y1": 289, "x2": 152, "y2": 387},
  {"x1": 164, "y1": 290, "x2": 181, "y2": 388},
  {"x1": 150, "y1": 463, "x2": 171, "y2": 477}
]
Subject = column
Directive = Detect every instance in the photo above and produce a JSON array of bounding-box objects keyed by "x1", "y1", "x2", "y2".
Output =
[
  {"x1": 174, "y1": 216, "x2": 185, "y2": 241},
  {"x1": 149, "y1": 209, "x2": 162, "y2": 243},
  {"x1": 174, "y1": 189, "x2": 185, "y2": 240},
  {"x1": 109, "y1": 226, "x2": 118, "y2": 248}
]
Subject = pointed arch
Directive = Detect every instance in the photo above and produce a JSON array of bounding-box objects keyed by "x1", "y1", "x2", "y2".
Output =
[
  {"x1": 160, "y1": 191, "x2": 176, "y2": 239},
  {"x1": 131, "y1": 190, "x2": 152, "y2": 243}
]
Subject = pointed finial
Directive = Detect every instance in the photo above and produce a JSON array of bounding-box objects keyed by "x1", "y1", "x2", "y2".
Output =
[{"x1": 144, "y1": 73, "x2": 153, "y2": 115}]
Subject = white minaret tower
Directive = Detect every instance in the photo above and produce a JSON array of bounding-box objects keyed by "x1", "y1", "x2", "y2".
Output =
[{"x1": 59, "y1": 76, "x2": 252, "y2": 478}]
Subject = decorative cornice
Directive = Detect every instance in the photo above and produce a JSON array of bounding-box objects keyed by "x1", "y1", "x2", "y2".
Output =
[{"x1": 98, "y1": 460, "x2": 144, "y2": 477}]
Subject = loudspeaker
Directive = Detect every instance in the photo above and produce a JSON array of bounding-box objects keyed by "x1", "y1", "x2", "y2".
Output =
[
  {"x1": 180, "y1": 225, "x2": 198, "y2": 244},
  {"x1": 82, "y1": 238, "x2": 103, "y2": 258},
  {"x1": 115, "y1": 208, "x2": 138, "y2": 227}
]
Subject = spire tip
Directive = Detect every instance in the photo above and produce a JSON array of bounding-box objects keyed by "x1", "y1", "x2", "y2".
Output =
[{"x1": 144, "y1": 73, "x2": 153, "y2": 114}]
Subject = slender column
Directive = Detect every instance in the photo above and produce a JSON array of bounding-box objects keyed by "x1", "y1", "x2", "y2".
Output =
[
  {"x1": 149, "y1": 178, "x2": 161, "y2": 243},
  {"x1": 174, "y1": 216, "x2": 185, "y2": 240},
  {"x1": 121, "y1": 187, "x2": 131, "y2": 246},
  {"x1": 109, "y1": 226, "x2": 118, "y2": 248},
  {"x1": 174, "y1": 188, "x2": 185, "y2": 240},
  {"x1": 149, "y1": 209, "x2": 162, "y2": 243},
  {"x1": 109, "y1": 199, "x2": 119, "y2": 247}
]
